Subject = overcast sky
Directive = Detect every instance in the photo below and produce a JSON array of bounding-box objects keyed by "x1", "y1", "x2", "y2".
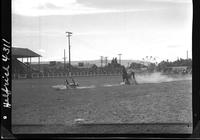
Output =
[{"x1": 12, "y1": 0, "x2": 192, "y2": 62}]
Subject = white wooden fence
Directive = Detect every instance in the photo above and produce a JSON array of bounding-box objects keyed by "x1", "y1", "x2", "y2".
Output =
[{"x1": 12, "y1": 72, "x2": 121, "y2": 79}]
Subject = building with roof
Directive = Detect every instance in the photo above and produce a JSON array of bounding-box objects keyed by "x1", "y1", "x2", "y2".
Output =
[{"x1": 12, "y1": 47, "x2": 41, "y2": 77}]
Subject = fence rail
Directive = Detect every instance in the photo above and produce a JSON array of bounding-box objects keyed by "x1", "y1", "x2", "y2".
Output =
[{"x1": 12, "y1": 72, "x2": 122, "y2": 79}]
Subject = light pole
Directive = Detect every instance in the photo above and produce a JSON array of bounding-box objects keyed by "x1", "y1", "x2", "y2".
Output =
[{"x1": 66, "y1": 31, "x2": 72, "y2": 76}]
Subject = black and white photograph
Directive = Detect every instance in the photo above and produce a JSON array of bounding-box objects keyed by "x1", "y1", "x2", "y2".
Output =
[{"x1": 10, "y1": 0, "x2": 194, "y2": 135}]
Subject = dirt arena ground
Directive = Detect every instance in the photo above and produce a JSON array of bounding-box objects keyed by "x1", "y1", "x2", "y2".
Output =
[{"x1": 12, "y1": 75, "x2": 192, "y2": 134}]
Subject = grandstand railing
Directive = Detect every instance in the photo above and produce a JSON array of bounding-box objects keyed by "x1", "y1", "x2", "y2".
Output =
[
  {"x1": 13, "y1": 74, "x2": 28, "y2": 79},
  {"x1": 12, "y1": 72, "x2": 122, "y2": 79}
]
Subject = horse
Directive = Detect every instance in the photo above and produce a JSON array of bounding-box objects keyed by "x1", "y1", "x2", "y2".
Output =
[
  {"x1": 122, "y1": 66, "x2": 138, "y2": 85},
  {"x1": 127, "y1": 68, "x2": 138, "y2": 85}
]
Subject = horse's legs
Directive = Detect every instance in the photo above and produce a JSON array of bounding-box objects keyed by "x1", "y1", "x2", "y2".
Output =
[
  {"x1": 132, "y1": 73, "x2": 138, "y2": 85},
  {"x1": 125, "y1": 76, "x2": 130, "y2": 85},
  {"x1": 71, "y1": 77, "x2": 76, "y2": 85},
  {"x1": 65, "y1": 79, "x2": 70, "y2": 89},
  {"x1": 134, "y1": 78, "x2": 138, "y2": 85},
  {"x1": 122, "y1": 75, "x2": 126, "y2": 82}
]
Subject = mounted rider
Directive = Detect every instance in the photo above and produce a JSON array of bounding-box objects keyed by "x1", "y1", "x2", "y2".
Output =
[{"x1": 65, "y1": 77, "x2": 79, "y2": 89}]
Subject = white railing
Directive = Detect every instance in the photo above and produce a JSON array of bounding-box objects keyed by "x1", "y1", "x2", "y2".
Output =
[
  {"x1": 12, "y1": 72, "x2": 121, "y2": 79},
  {"x1": 17, "y1": 74, "x2": 27, "y2": 79}
]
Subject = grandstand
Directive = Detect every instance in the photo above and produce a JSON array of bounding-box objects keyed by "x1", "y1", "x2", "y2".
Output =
[{"x1": 12, "y1": 47, "x2": 41, "y2": 78}]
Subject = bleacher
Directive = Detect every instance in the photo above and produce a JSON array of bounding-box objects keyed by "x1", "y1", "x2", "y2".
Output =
[{"x1": 12, "y1": 47, "x2": 41, "y2": 79}]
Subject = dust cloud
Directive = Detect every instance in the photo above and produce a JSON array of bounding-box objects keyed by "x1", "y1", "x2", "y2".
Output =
[{"x1": 135, "y1": 72, "x2": 192, "y2": 84}]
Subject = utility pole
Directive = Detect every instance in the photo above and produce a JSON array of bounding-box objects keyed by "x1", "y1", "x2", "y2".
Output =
[
  {"x1": 100, "y1": 56, "x2": 103, "y2": 67},
  {"x1": 64, "y1": 49, "x2": 66, "y2": 72},
  {"x1": 105, "y1": 57, "x2": 108, "y2": 66},
  {"x1": 187, "y1": 50, "x2": 188, "y2": 59},
  {"x1": 118, "y1": 54, "x2": 122, "y2": 65},
  {"x1": 66, "y1": 31, "x2": 72, "y2": 76}
]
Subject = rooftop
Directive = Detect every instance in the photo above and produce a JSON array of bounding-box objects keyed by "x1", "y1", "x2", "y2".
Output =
[{"x1": 12, "y1": 47, "x2": 41, "y2": 58}]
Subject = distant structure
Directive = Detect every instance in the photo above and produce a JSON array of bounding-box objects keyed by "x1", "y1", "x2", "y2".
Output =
[{"x1": 77, "y1": 62, "x2": 94, "y2": 69}]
